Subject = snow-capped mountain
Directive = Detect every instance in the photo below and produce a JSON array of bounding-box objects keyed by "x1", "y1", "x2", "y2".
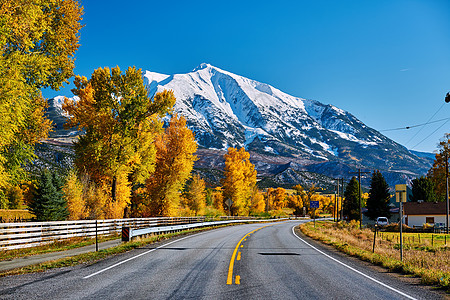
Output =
[{"x1": 144, "y1": 63, "x2": 432, "y2": 177}]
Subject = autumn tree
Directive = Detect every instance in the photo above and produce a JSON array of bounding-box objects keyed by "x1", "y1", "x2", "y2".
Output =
[
  {"x1": 265, "y1": 188, "x2": 275, "y2": 211},
  {"x1": 184, "y1": 174, "x2": 206, "y2": 216},
  {"x1": 287, "y1": 193, "x2": 304, "y2": 215},
  {"x1": 63, "y1": 67, "x2": 176, "y2": 218},
  {"x1": 0, "y1": 0, "x2": 83, "y2": 194},
  {"x1": 427, "y1": 133, "x2": 450, "y2": 201},
  {"x1": 249, "y1": 188, "x2": 265, "y2": 214},
  {"x1": 266, "y1": 187, "x2": 286, "y2": 210},
  {"x1": 222, "y1": 147, "x2": 257, "y2": 216},
  {"x1": 63, "y1": 169, "x2": 88, "y2": 220},
  {"x1": 343, "y1": 177, "x2": 360, "y2": 221},
  {"x1": 211, "y1": 187, "x2": 224, "y2": 211},
  {"x1": 315, "y1": 194, "x2": 333, "y2": 215},
  {"x1": 144, "y1": 114, "x2": 197, "y2": 216},
  {"x1": 274, "y1": 187, "x2": 287, "y2": 209}
]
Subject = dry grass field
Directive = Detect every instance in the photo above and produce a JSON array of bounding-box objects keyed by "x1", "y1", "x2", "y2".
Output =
[
  {"x1": 0, "y1": 209, "x2": 34, "y2": 222},
  {"x1": 300, "y1": 221, "x2": 450, "y2": 291}
]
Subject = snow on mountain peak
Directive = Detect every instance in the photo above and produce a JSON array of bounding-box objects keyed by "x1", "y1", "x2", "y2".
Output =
[
  {"x1": 47, "y1": 63, "x2": 432, "y2": 179},
  {"x1": 143, "y1": 64, "x2": 398, "y2": 163},
  {"x1": 192, "y1": 63, "x2": 213, "y2": 72}
]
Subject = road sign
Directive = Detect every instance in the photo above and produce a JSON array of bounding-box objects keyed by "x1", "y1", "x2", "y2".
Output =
[
  {"x1": 310, "y1": 201, "x2": 319, "y2": 208},
  {"x1": 225, "y1": 198, "x2": 233, "y2": 208},
  {"x1": 395, "y1": 184, "x2": 407, "y2": 202}
]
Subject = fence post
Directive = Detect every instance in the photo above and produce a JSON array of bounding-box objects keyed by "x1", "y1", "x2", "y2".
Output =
[{"x1": 95, "y1": 220, "x2": 98, "y2": 252}]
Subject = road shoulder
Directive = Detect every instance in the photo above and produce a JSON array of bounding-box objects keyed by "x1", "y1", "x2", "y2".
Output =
[{"x1": 293, "y1": 225, "x2": 449, "y2": 299}]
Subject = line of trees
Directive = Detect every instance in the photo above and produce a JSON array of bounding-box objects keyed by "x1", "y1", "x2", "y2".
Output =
[{"x1": 0, "y1": 0, "x2": 83, "y2": 208}]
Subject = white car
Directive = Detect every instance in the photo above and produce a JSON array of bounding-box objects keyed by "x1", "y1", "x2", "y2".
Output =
[{"x1": 376, "y1": 217, "x2": 389, "y2": 226}]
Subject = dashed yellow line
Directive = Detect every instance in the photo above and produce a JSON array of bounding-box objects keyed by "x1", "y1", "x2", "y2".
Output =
[
  {"x1": 237, "y1": 252, "x2": 241, "y2": 261},
  {"x1": 226, "y1": 224, "x2": 271, "y2": 285}
]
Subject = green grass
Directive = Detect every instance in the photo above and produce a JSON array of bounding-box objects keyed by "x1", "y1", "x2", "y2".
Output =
[
  {"x1": 0, "y1": 234, "x2": 120, "y2": 261},
  {"x1": 378, "y1": 231, "x2": 449, "y2": 248}
]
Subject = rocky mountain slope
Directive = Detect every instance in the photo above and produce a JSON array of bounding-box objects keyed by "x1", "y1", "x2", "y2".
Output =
[
  {"x1": 46, "y1": 64, "x2": 433, "y2": 189},
  {"x1": 145, "y1": 64, "x2": 432, "y2": 185}
]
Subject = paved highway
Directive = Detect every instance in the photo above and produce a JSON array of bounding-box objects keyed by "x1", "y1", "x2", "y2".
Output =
[{"x1": 0, "y1": 220, "x2": 445, "y2": 299}]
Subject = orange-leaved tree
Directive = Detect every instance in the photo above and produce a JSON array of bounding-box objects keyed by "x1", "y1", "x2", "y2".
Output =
[
  {"x1": 144, "y1": 114, "x2": 197, "y2": 216},
  {"x1": 249, "y1": 188, "x2": 265, "y2": 214},
  {"x1": 63, "y1": 66, "x2": 175, "y2": 218},
  {"x1": 211, "y1": 187, "x2": 224, "y2": 211},
  {"x1": 222, "y1": 147, "x2": 257, "y2": 216},
  {"x1": 265, "y1": 187, "x2": 287, "y2": 211},
  {"x1": 183, "y1": 174, "x2": 206, "y2": 216}
]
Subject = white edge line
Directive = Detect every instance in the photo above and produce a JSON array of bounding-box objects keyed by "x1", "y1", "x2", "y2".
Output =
[
  {"x1": 83, "y1": 231, "x2": 207, "y2": 279},
  {"x1": 291, "y1": 225, "x2": 417, "y2": 300}
]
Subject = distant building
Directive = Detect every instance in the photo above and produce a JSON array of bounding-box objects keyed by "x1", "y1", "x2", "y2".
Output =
[{"x1": 403, "y1": 202, "x2": 447, "y2": 227}]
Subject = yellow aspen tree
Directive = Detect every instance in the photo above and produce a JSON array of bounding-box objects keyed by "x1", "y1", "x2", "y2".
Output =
[
  {"x1": 222, "y1": 147, "x2": 257, "y2": 216},
  {"x1": 211, "y1": 187, "x2": 224, "y2": 211},
  {"x1": 63, "y1": 67, "x2": 176, "y2": 218},
  {"x1": 63, "y1": 170, "x2": 88, "y2": 220},
  {"x1": 250, "y1": 188, "x2": 265, "y2": 214},
  {"x1": 184, "y1": 174, "x2": 206, "y2": 216},
  {"x1": 145, "y1": 114, "x2": 197, "y2": 216},
  {"x1": 265, "y1": 188, "x2": 275, "y2": 211},
  {"x1": 0, "y1": 0, "x2": 83, "y2": 191},
  {"x1": 287, "y1": 194, "x2": 304, "y2": 215},
  {"x1": 273, "y1": 187, "x2": 287, "y2": 210}
]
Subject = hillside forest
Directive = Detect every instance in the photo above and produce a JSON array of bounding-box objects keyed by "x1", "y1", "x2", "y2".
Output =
[{"x1": 0, "y1": 0, "x2": 448, "y2": 222}]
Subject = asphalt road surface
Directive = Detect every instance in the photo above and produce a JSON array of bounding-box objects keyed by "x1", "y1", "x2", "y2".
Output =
[{"x1": 0, "y1": 220, "x2": 446, "y2": 299}]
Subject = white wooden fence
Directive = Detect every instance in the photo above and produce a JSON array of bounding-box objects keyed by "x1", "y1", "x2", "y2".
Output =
[{"x1": 0, "y1": 216, "x2": 260, "y2": 250}]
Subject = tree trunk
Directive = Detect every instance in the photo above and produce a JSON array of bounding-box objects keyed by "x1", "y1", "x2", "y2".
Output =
[{"x1": 112, "y1": 176, "x2": 117, "y2": 202}]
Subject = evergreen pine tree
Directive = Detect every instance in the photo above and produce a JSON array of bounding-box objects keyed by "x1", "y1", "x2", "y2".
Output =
[
  {"x1": 411, "y1": 176, "x2": 436, "y2": 202},
  {"x1": 343, "y1": 177, "x2": 360, "y2": 221},
  {"x1": 366, "y1": 170, "x2": 391, "y2": 220},
  {"x1": 30, "y1": 170, "x2": 68, "y2": 221},
  {"x1": 50, "y1": 172, "x2": 69, "y2": 220}
]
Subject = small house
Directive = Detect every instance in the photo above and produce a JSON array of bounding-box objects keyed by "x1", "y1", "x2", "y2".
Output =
[{"x1": 403, "y1": 202, "x2": 448, "y2": 227}]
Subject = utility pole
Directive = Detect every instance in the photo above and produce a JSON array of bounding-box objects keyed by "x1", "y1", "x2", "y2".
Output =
[
  {"x1": 349, "y1": 169, "x2": 370, "y2": 229},
  {"x1": 340, "y1": 178, "x2": 344, "y2": 221},
  {"x1": 444, "y1": 93, "x2": 450, "y2": 234},
  {"x1": 335, "y1": 179, "x2": 339, "y2": 222},
  {"x1": 334, "y1": 188, "x2": 337, "y2": 222},
  {"x1": 446, "y1": 151, "x2": 449, "y2": 234}
]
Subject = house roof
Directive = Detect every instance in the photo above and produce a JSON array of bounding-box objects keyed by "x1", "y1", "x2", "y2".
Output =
[{"x1": 403, "y1": 202, "x2": 448, "y2": 216}]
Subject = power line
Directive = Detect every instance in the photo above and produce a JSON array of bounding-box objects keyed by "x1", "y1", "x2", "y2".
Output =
[
  {"x1": 380, "y1": 117, "x2": 450, "y2": 132},
  {"x1": 404, "y1": 103, "x2": 446, "y2": 146},
  {"x1": 410, "y1": 118, "x2": 450, "y2": 150}
]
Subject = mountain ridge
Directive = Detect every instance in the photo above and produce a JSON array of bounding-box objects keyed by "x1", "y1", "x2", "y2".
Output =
[
  {"x1": 46, "y1": 63, "x2": 434, "y2": 188},
  {"x1": 144, "y1": 64, "x2": 432, "y2": 175}
]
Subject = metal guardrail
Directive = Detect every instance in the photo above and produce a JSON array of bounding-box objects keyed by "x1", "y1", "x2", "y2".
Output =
[
  {"x1": 0, "y1": 216, "x2": 276, "y2": 250},
  {"x1": 123, "y1": 218, "x2": 289, "y2": 241}
]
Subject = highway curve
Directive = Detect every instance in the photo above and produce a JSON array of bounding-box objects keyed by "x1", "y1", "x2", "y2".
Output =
[{"x1": 0, "y1": 220, "x2": 446, "y2": 299}]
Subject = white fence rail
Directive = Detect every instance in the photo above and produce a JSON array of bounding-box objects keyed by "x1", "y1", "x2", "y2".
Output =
[{"x1": 0, "y1": 216, "x2": 265, "y2": 250}]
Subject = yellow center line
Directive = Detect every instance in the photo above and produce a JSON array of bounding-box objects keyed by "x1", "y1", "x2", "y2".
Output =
[
  {"x1": 237, "y1": 252, "x2": 241, "y2": 261},
  {"x1": 226, "y1": 224, "x2": 271, "y2": 285},
  {"x1": 235, "y1": 275, "x2": 241, "y2": 285}
]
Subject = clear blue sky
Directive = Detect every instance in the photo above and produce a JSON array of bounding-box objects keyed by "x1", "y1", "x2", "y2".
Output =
[{"x1": 44, "y1": 0, "x2": 450, "y2": 153}]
